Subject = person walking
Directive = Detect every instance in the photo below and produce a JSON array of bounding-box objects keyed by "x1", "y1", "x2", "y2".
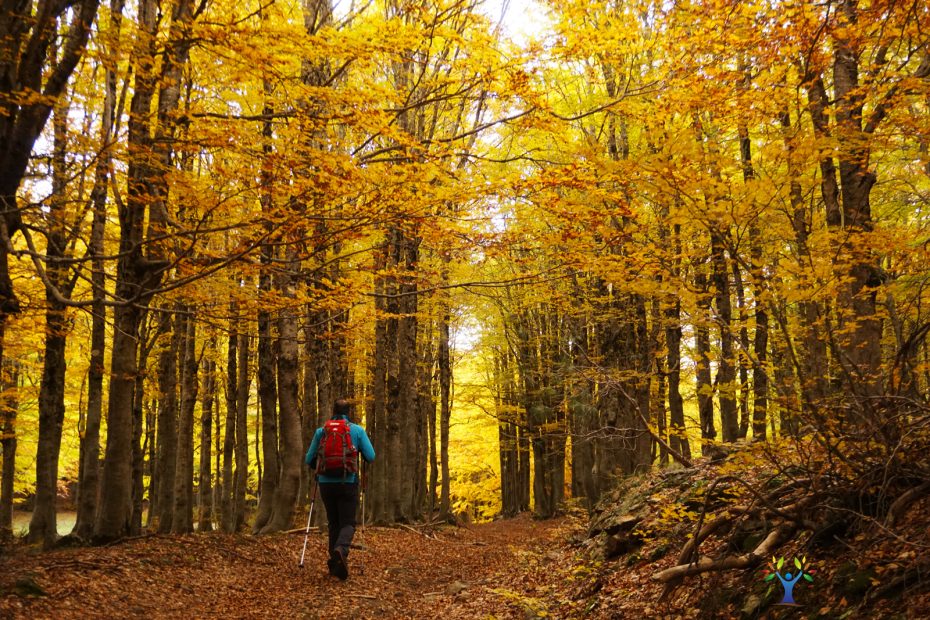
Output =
[{"x1": 305, "y1": 398, "x2": 375, "y2": 580}]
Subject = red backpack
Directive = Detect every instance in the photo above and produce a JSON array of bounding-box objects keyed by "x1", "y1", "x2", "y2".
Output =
[{"x1": 318, "y1": 418, "x2": 358, "y2": 477}]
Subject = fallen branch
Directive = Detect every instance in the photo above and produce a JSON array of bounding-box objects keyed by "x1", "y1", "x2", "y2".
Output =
[
  {"x1": 885, "y1": 481, "x2": 930, "y2": 527},
  {"x1": 675, "y1": 505, "x2": 751, "y2": 567},
  {"x1": 285, "y1": 527, "x2": 320, "y2": 535},
  {"x1": 654, "y1": 524, "x2": 795, "y2": 584},
  {"x1": 637, "y1": 410, "x2": 693, "y2": 468},
  {"x1": 865, "y1": 558, "x2": 930, "y2": 603}
]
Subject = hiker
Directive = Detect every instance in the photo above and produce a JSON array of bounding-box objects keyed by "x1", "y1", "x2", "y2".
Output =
[{"x1": 305, "y1": 398, "x2": 375, "y2": 580}]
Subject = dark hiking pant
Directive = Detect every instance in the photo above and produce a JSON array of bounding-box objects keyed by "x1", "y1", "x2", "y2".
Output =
[{"x1": 319, "y1": 481, "x2": 358, "y2": 558}]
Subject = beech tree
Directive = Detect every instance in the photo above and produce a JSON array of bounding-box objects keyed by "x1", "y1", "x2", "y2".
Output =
[{"x1": 3, "y1": 0, "x2": 929, "y2": 546}]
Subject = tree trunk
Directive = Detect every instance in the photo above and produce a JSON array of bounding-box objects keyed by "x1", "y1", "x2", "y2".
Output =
[
  {"x1": 0, "y1": 351, "x2": 18, "y2": 539},
  {"x1": 301, "y1": 309, "x2": 321, "y2": 512},
  {"x1": 695, "y1": 269, "x2": 716, "y2": 456},
  {"x1": 415, "y1": 321, "x2": 435, "y2": 517},
  {"x1": 830, "y1": 0, "x2": 883, "y2": 395},
  {"x1": 780, "y1": 109, "x2": 827, "y2": 416},
  {"x1": 131, "y1": 326, "x2": 152, "y2": 535},
  {"x1": 95, "y1": 0, "x2": 195, "y2": 540},
  {"x1": 567, "y1": 322, "x2": 597, "y2": 508},
  {"x1": 666, "y1": 295, "x2": 689, "y2": 460},
  {"x1": 428, "y1": 340, "x2": 439, "y2": 516},
  {"x1": 396, "y1": 231, "x2": 420, "y2": 522},
  {"x1": 28, "y1": 96, "x2": 72, "y2": 547},
  {"x1": 252, "y1": 305, "x2": 279, "y2": 532},
  {"x1": 739, "y1": 121, "x2": 769, "y2": 441},
  {"x1": 252, "y1": 77, "x2": 279, "y2": 533},
  {"x1": 155, "y1": 312, "x2": 179, "y2": 533},
  {"x1": 261, "y1": 261, "x2": 302, "y2": 534},
  {"x1": 73, "y1": 0, "x2": 121, "y2": 539},
  {"x1": 651, "y1": 298, "x2": 669, "y2": 465},
  {"x1": 0, "y1": 0, "x2": 101, "y2": 317},
  {"x1": 199, "y1": 348, "x2": 215, "y2": 532},
  {"x1": 665, "y1": 223, "x2": 690, "y2": 461},
  {"x1": 172, "y1": 312, "x2": 197, "y2": 533},
  {"x1": 221, "y1": 312, "x2": 238, "y2": 532},
  {"x1": 515, "y1": 306, "x2": 567, "y2": 519},
  {"x1": 94, "y1": 300, "x2": 143, "y2": 542},
  {"x1": 233, "y1": 332, "x2": 251, "y2": 532},
  {"x1": 438, "y1": 309, "x2": 452, "y2": 518},
  {"x1": 732, "y1": 260, "x2": 751, "y2": 440},
  {"x1": 369, "y1": 266, "x2": 388, "y2": 522},
  {"x1": 711, "y1": 229, "x2": 738, "y2": 443},
  {"x1": 496, "y1": 349, "x2": 529, "y2": 516}
]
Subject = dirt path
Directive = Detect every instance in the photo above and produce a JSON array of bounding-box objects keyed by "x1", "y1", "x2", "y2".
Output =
[{"x1": 0, "y1": 514, "x2": 576, "y2": 619}]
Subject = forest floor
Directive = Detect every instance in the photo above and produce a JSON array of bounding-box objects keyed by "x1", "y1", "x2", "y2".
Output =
[
  {"x1": 0, "y1": 512, "x2": 587, "y2": 619},
  {"x1": 3, "y1": 467, "x2": 930, "y2": 619}
]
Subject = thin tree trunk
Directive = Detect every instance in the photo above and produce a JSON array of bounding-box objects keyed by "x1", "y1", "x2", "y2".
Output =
[
  {"x1": 438, "y1": 310, "x2": 452, "y2": 518},
  {"x1": 666, "y1": 296, "x2": 689, "y2": 460},
  {"x1": 739, "y1": 115, "x2": 768, "y2": 440},
  {"x1": 395, "y1": 233, "x2": 420, "y2": 522},
  {"x1": 567, "y1": 321, "x2": 597, "y2": 508},
  {"x1": 29, "y1": 95, "x2": 72, "y2": 547},
  {"x1": 253, "y1": 305, "x2": 278, "y2": 532},
  {"x1": 428, "y1": 345, "x2": 438, "y2": 516},
  {"x1": 252, "y1": 78, "x2": 278, "y2": 532},
  {"x1": 144, "y1": 395, "x2": 156, "y2": 529},
  {"x1": 172, "y1": 312, "x2": 197, "y2": 533},
  {"x1": 261, "y1": 259, "x2": 302, "y2": 533},
  {"x1": 73, "y1": 0, "x2": 121, "y2": 539},
  {"x1": 155, "y1": 312, "x2": 178, "y2": 533},
  {"x1": 301, "y1": 309, "x2": 320, "y2": 510},
  {"x1": 233, "y1": 332, "x2": 251, "y2": 531},
  {"x1": 221, "y1": 312, "x2": 238, "y2": 532},
  {"x1": 213, "y1": 355, "x2": 222, "y2": 521},
  {"x1": 199, "y1": 347, "x2": 215, "y2": 532},
  {"x1": 695, "y1": 270, "x2": 716, "y2": 456},
  {"x1": 652, "y1": 298, "x2": 668, "y2": 466},
  {"x1": 131, "y1": 325, "x2": 152, "y2": 535},
  {"x1": 732, "y1": 260, "x2": 751, "y2": 440},
  {"x1": 780, "y1": 109, "x2": 827, "y2": 414},
  {"x1": 666, "y1": 223, "x2": 690, "y2": 461},
  {"x1": 415, "y1": 322, "x2": 435, "y2": 517},
  {"x1": 712, "y1": 229, "x2": 738, "y2": 443},
  {"x1": 0, "y1": 350, "x2": 18, "y2": 539}
]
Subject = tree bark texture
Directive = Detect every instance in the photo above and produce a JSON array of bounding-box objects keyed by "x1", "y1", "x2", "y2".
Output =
[
  {"x1": 29, "y1": 96, "x2": 73, "y2": 547},
  {"x1": 155, "y1": 312, "x2": 178, "y2": 533},
  {"x1": 172, "y1": 312, "x2": 198, "y2": 533},
  {"x1": 0, "y1": 353, "x2": 18, "y2": 539},
  {"x1": 199, "y1": 350, "x2": 216, "y2": 532}
]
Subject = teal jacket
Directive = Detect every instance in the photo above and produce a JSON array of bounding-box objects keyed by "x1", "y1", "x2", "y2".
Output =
[{"x1": 304, "y1": 415, "x2": 375, "y2": 484}]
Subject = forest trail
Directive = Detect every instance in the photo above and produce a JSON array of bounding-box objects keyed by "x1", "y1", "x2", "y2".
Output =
[{"x1": 0, "y1": 514, "x2": 576, "y2": 619}]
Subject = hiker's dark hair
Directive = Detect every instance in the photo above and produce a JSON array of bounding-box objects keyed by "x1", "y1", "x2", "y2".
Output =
[{"x1": 332, "y1": 398, "x2": 351, "y2": 420}]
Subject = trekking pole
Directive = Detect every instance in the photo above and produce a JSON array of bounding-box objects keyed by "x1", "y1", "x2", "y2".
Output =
[
  {"x1": 360, "y1": 467, "x2": 366, "y2": 543},
  {"x1": 355, "y1": 462, "x2": 367, "y2": 574},
  {"x1": 360, "y1": 461, "x2": 367, "y2": 532},
  {"x1": 298, "y1": 475, "x2": 318, "y2": 568}
]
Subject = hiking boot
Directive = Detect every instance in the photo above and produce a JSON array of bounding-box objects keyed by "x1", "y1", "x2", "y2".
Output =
[
  {"x1": 333, "y1": 547, "x2": 349, "y2": 580},
  {"x1": 326, "y1": 558, "x2": 337, "y2": 576}
]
